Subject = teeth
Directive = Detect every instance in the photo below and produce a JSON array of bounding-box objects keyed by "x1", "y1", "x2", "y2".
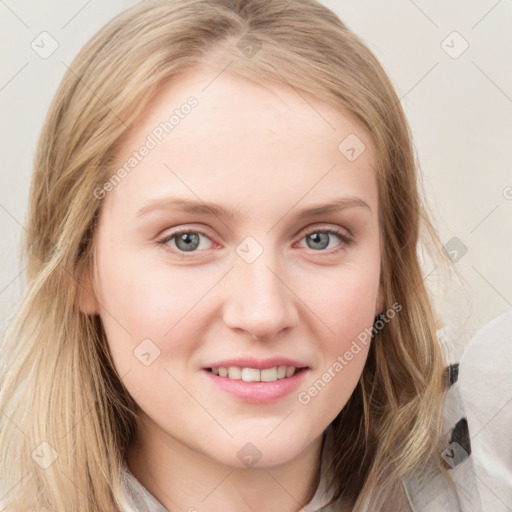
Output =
[
  {"x1": 241, "y1": 368, "x2": 260, "y2": 382},
  {"x1": 211, "y1": 365, "x2": 299, "y2": 382},
  {"x1": 277, "y1": 365, "x2": 287, "y2": 379},
  {"x1": 261, "y1": 367, "x2": 277, "y2": 382},
  {"x1": 228, "y1": 366, "x2": 241, "y2": 379}
]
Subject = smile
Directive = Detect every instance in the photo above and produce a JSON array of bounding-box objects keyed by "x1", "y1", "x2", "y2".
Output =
[{"x1": 208, "y1": 365, "x2": 301, "y2": 382}]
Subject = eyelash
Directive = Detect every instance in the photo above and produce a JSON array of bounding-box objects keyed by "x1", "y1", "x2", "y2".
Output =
[{"x1": 156, "y1": 227, "x2": 353, "y2": 257}]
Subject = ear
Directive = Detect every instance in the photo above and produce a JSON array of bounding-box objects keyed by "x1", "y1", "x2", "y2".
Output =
[{"x1": 75, "y1": 264, "x2": 100, "y2": 315}]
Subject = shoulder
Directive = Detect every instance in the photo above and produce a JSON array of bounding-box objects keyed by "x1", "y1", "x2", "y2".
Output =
[
  {"x1": 459, "y1": 309, "x2": 512, "y2": 511},
  {"x1": 403, "y1": 355, "x2": 484, "y2": 511}
]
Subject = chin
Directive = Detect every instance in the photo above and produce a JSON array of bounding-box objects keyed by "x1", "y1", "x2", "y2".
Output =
[{"x1": 208, "y1": 431, "x2": 312, "y2": 469}]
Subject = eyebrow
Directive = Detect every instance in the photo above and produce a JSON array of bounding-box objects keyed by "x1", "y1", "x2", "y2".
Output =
[{"x1": 136, "y1": 196, "x2": 371, "y2": 219}]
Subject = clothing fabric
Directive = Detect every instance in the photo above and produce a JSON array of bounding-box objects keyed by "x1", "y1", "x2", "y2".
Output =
[
  {"x1": 120, "y1": 312, "x2": 512, "y2": 511},
  {"x1": 458, "y1": 308, "x2": 512, "y2": 511}
]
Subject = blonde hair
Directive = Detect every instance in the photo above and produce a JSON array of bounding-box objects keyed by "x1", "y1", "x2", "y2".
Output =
[{"x1": 0, "y1": 0, "x2": 454, "y2": 510}]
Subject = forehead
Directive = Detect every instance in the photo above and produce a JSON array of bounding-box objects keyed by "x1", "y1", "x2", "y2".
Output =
[
  {"x1": 105, "y1": 65, "x2": 377, "y2": 219},
  {"x1": 125, "y1": 64, "x2": 373, "y2": 151}
]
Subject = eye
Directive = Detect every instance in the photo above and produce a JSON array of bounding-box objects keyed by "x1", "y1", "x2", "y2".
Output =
[
  {"x1": 297, "y1": 228, "x2": 353, "y2": 254},
  {"x1": 157, "y1": 229, "x2": 214, "y2": 253}
]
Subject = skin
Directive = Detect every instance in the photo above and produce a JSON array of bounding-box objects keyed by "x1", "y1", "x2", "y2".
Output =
[{"x1": 81, "y1": 64, "x2": 382, "y2": 512}]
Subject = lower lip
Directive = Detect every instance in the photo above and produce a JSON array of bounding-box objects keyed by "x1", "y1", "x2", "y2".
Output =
[{"x1": 202, "y1": 368, "x2": 309, "y2": 403}]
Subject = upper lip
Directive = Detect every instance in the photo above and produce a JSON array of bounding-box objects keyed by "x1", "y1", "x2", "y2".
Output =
[{"x1": 204, "y1": 357, "x2": 310, "y2": 370}]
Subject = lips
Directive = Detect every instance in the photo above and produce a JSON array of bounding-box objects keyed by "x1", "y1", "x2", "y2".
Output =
[{"x1": 202, "y1": 357, "x2": 310, "y2": 403}]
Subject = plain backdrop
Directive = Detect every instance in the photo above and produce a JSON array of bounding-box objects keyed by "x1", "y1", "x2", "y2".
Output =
[{"x1": 1, "y1": 0, "x2": 511, "y2": 357}]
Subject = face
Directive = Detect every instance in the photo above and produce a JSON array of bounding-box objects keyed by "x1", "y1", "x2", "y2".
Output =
[{"x1": 86, "y1": 64, "x2": 382, "y2": 468}]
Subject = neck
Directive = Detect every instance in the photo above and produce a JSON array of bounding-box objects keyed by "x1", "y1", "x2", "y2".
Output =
[{"x1": 125, "y1": 420, "x2": 325, "y2": 512}]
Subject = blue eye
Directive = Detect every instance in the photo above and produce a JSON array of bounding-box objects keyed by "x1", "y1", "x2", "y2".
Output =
[
  {"x1": 299, "y1": 228, "x2": 353, "y2": 254},
  {"x1": 158, "y1": 230, "x2": 212, "y2": 253}
]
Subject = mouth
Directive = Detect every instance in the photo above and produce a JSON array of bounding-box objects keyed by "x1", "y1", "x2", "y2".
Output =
[
  {"x1": 202, "y1": 359, "x2": 310, "y2": 403},
  {"x1": 206, "y1": 365, "x2": 309, "y2": 382}
]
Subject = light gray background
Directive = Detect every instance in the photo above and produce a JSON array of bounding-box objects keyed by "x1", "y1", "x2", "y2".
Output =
[{"x1": 1, "y1": 1, "x2": 511, "y2": 352}]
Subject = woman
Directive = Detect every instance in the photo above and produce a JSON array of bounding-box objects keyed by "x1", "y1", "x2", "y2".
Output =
[{"x1": 0, "y1": 0, "x2": 489, "y2": 510}]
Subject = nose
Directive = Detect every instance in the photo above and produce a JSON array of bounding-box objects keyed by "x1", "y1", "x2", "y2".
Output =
[{"x1": 221, "y1": 248, "x2": 299, "y2": 341}]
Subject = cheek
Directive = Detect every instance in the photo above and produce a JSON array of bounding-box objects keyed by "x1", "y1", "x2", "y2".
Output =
[
  {"x1": 93, "y1": 251, "x2": 204, "y2": 418},
  {"x1": 327, "y1": 266, "x2": 379, "y2": 363},
  {"x1": 93, "y1": 244, "x2": 210, "y2": 375},
  {"x1": 298, "y1": 340, "x2": 369, "y2": 430},
  {"x1": 310, "y1": 260, "x2": 380, "y2": 340},
  {"x1": 296, "y1": 263, "x2": 378, "y2": 419}
]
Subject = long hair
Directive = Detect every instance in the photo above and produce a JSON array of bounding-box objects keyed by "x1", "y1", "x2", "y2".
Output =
[{"x1": 0, "y1": 1, "x2": 452, "y2": 509}]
